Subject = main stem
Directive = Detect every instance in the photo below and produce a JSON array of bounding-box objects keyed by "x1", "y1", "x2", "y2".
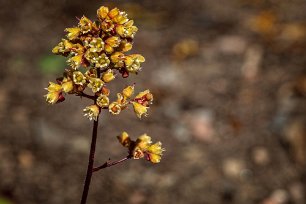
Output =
[{"x1": 80, "y1": 118, "x2": 99, "y2": 204}]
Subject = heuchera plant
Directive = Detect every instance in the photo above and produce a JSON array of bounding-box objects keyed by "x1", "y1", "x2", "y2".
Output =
[{"x1": 44, "y1": 6, "x2": 165, "y2": 204}]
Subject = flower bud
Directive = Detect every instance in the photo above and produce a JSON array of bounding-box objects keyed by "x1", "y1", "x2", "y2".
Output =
[
  {"x1": 117, "y1": 132, "x2": 132, "y2": 148},
  {"x1": 122, "y1": 85, "x2": 134, "y2": 99},
  {"x1": 45, "y1": 91, "x2": 64, "y2": 104},
  {"x1": 61, "y1": 80, "x2": 74, "y2": 93},
  {"x1": 97, "y1": 6, "x2": 109, "y2": 21},
  {"x1": 65, "y1": 27, "x2": 81, "y2": 40},
  {"x1": 78, "y1": 16, "x2": 92, "y2": 34}
]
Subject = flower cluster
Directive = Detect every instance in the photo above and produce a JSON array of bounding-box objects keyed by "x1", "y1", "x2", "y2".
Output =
[
  {"x1": 117, "y1": 132, "x2": 165, "y2": 163},
  {"x1": 44, "y1": 6, "x2": 150, "y2": 120},
  {"x1": 44, "y1": 5, "x2": 164, "y2": 164}
]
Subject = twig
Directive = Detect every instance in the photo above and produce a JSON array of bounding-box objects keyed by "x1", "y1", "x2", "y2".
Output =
[{"x1": 93, "y1": 155, "x2": 132, "y2": 172}]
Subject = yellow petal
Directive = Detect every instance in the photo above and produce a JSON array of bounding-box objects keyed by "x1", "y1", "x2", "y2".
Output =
[
  {"x1": 97, "y1": 6, "x2": 109, "y2": 20},
  {"x1": 132, "y1": 102, "x2": 148, "y2": 118},
  {"x1": 117, "y1": 132, "x2": 132, "y2": 148}
]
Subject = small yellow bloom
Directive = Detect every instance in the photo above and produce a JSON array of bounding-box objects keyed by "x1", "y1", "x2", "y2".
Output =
[
  {"x1": 108, "y1": 8, "x2": 120, "y2": 19},
  {"x1": 46, "y1": 82, "x2": 62, "y2": 92},
  {"x1": 117, "y1": 132, "x2": 132, "y2": 148},
  {"x1": 135, "y1": 134, "x2": 152, "y2": 150},
  {"x1": 97, "y1": 6, "x2": 109, "y2": 21},
  {"x1": 45, "y1": 91, "x2": 63, "y2": 104},
  {"x1": 110, "y1": 52, "x2": 125, "y2": 68},
  {"x1": 65, "y1": 27, "x2": 81, "y2": 40},
  {"x1": 124, "y1": 54, "x2": 145, "y2": 73},
  {"x1": 61, "y1": 79, "x2": 74, "y2": 93},
  {"x1": 78, "y1": 16, "x2": 92, "y2": 34},
  {"x1": 122, "y1": 85, "x2": 134, "y2": 99},
  {"x1": 88, "y1": 77, "x2": 104, "y2": 93},
  {"x1": 73, "y1": 71, "x2": 86, "y2": 85},
  {"x1": 88, "y1": 37, "x2": 104, "y2": 53},
  {"x1": 109, "y1": 102, "x2": 121, "y2": 115},
  {"x1": 96, "y1": 53, "x2": 110, "y2": 68},
  {"x1": 67, "y1": 55, "x2": 83, "y2": 69},
  {"x1": 116, "y1": 20, "x2": 138, "y2": 38},
  {"x1": 132, "y1": 102, "x2": 148, "y2": 118},
  {"x1": 102, "y1": 69, "x2": 115, "y2": 83},
  {"x1": 105, "y1": 36, "x2": 121, "y2": 54},
  {"x1": 83, "y1": 105, "x2": 100, "y2": 121},
  {"x1": 96, "y1": 95, "x2": 109, "y2": 108},
  {"x1": 135, "y1": 90, "x2": 153, "y2": 105},
  {"x1": 146, "y1": 142, "x2": 165, "y2": 163},
  {"x1": 119, "y1": 40, "x2": 133, "y2": 52},
  {"x1": 52, "y1": 39, "x2": 73, "y2": 55}
]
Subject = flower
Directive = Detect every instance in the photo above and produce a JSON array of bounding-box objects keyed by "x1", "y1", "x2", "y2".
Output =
[
  {"x1": 125, "y1": 54, "x2": 145, "y2": 73},
  {"x1": 73, "y1": 71, "x2": 86, "y2": 85},
  {"x1": 61, "y1": 78, "x2": 74, "y2": 93},
  {"x1": 116, "y1": 20, "x2": 138, "y2": 38},
  {"x1": 109, "y1": 102, "x2": 121, "y2": 115},
  {"x1": 110, "y1": 52, "x2": 125, "y2": 68},
  {"x1": 45, "y1": 82, "x2": 64, "y2": 104},
  {"x1": 146, "y1": 142, "x2": 164, "y2": 163},
  {"x1": 83, "y1": 104, "x2": 100, "y2": 121},
  {"x1": 88, "y1": 37, "x2": 104, "y2": 53},
  {"x1": 117, "y1": 132, "x2": 165, "y2": 163},
  {"x1": 67, "y1": 55, "x2": 83, "y2": 69},
  {"x1": 131, "y1": 102, "x2": 148, "y2": 118},
  {"x1": 105, "y1": 36, "x2": 121, "y2": 54},
  {"x1": 88, "y1": 77, "x2": 104, "y2": 93},
  {"x1": 102, "y1": 69, "x2": 115, "y2": 83},
  {"x1": 65, "y1": 27, "x2": 81, "y2": 40},
  {"x1": 78, "y1": 16, "x2": 93, "y2": 34},
  {"x1": 122, "y1": 85, "x2": 134, "y2": 99},
  {"x1": 134, "y1": 89, "x2": 153, "y2": 106},
  {"x1": 96, "y1": 95, "x2": 109, "y2": 108}
]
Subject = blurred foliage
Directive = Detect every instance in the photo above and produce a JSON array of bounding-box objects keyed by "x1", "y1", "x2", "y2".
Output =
[
  {"x1": 38, "y1": 55, "x2": 66, "y2": 75},
  {"x1": 0, "y1": 198, "x2": 12, "y2": 204}
]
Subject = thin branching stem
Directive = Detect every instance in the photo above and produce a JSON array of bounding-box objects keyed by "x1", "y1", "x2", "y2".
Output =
[{"x1": 93, "y1": 155, "x2": 132, "y2": 172}]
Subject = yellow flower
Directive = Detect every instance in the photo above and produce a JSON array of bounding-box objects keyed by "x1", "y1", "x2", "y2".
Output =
[
  {"x1": 61, "y1": 79, "x2": 74, "y2": 93},
  {"x1": 67, "y1": 55, "x2": 83, "y2": 69},
  {"x1": 122, "y1": 85, "x2": 134, "y2": 99},
  {"x1": 124, "y1": 54, "x2": 145, "y2": 73},
  {"x1": 105, "y1": 36, "x2": 121, "y2": 54},
  {"x1": 146, "y1": 142, "x2": 165, "y2": 163},
  {"x1": 117, "y1": 132, "x2": 132, "y2": 148},
  {"x1": 109, "y1": 102, "x2": 121, "y2": 115},
  {"x1": 88, "y1": 77, "x2": 104, "y2": 93},
  {"x1": 78, "y1": 16, "x2": 93, "y2": 34},
  {"x1": 88, "y1": 37, "x2": 104, "y2": 53},
  {"x1": 135, "y1": 134, "x2": 152, "y2": 150},
  {"x1": 52, "y1": 39, "x2": 73, "y2": 55},
  {"x1": 97, "y1": 6, "x2": 109, "y2": 21},
  {"x1": 46, "y1": 82, "x2": 62, "y2": 92},
  {"x1": 83, "y1": 105, "x2": 100, "y2": 121},
  {"x1": 73, "y1": 71, "x2": 86, "y2": 85},
  {"x1": 96, "y1": 53, "x2": 110, "y2": 68},
  {"x1": 119, "y1": 40, "x2": 133, "y2": 52},
  {"x1": 116, "y1": 20, "x2": 138, "y2": 38},
  {"x1": 132, "y1": 102, "x2": 148, "y2": 118},
  {"x1": 110, "y1": 52, "x2": 125, "y2": 68},
  {"x1": 45, "y1": 91, "x2": 64, "y2": 104},
  {"x1": 135, "y1": 90, "x2": 153, "y2": 105},
  {"x1": 96, "y1": 95, "x2": 109, "y2": 108},
  {"x1": 65, "y1": 27, "x2": 81, "y2": 40},
  {"x1": 102, "y1": 69, "x2": 115, "y2": 83}
]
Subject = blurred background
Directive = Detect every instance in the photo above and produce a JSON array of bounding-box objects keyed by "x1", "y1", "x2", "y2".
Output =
[{"x1": 0, "y1": 0, "x2": 306, "y2": 203}]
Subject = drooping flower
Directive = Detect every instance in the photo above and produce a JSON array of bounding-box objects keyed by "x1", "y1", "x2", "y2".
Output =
[
  {"x1": 78, "y1": 16, "x2": 93, "y2": 34},
  {"x1": 61, "y1": 78, "x2": 74, "y2": 93},
  {"x1": 65, "y1": 27, "x2": 81, "y2": 40},
  {"x1": 83, "y1": 104, "x2": 100, "y2": 121},
  {"x1": 132, "y1": 102, "x2": 148, "y2": 118},
  {"x1": 45, "y1": 82, "x2": 64, "y2": 104}
]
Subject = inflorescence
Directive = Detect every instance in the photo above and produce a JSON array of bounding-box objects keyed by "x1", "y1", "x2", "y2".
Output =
[{"x1": 44, "y1": 6, "x2": 164, "y2": 163}]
